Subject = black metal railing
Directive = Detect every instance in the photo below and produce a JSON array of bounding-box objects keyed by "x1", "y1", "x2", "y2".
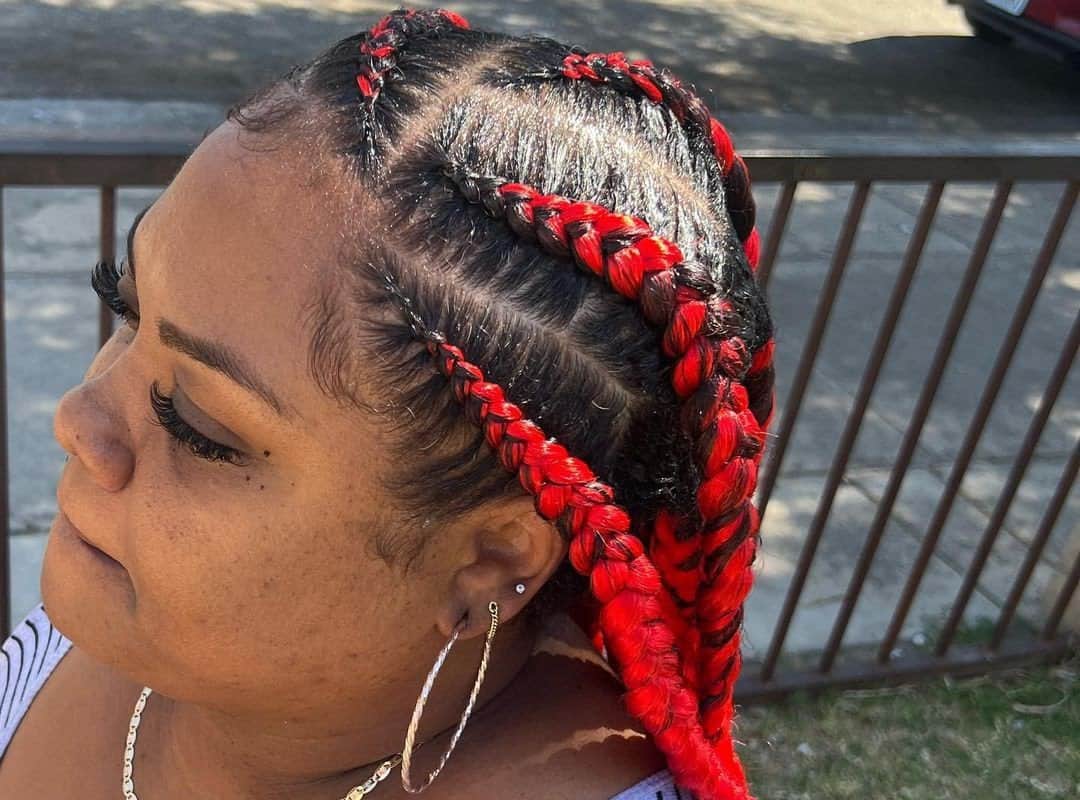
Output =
[{"x1": 1, "y1": 142, "x2": 1077, "y2": 700}]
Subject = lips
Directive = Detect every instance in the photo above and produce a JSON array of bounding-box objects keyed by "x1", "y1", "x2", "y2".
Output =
[
  {"x1": 56, "y1": 476, "x2": 124, "y2": 567},
  {"x1": 54, "y1": 468, "x2": 128, "y2": 570},
  {"x1": 59, "y1": 507, "x2": 124, "y2": 566}
]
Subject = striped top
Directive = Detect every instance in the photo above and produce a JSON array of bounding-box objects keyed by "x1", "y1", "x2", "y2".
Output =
[
  {"x1": 1, "y1": 602, "x2": 694, "y2": 798},
  {"x1": 0, "y1": 602, "x2": 73, "y2": 759}
]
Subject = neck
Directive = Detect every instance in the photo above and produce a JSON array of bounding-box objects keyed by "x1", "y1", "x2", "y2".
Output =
[{"x1": 130, "y1": 620, "x2": 538, "y2": 800}]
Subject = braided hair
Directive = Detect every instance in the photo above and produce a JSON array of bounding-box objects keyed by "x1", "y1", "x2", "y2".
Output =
[{"x1": 227, "y1": 8, "x2": 776, "y2": 798}]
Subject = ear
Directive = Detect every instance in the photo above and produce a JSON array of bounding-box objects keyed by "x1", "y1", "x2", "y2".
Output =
[{"x1": 435, "y1": 493, "x2": 568, "y2": 641}]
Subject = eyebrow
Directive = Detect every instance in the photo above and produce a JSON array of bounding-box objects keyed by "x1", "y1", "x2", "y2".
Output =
[{"x1": 125, "y1": 204, "x2": 299, "y2": 423}]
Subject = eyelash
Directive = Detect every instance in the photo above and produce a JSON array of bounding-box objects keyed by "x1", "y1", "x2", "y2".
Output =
[
  {"x1": 148, "y1": 381, "x2": 248, "y2": 466},
  {"x1": 90, "y1": 259, "x2": 138, "y2": 325},
  {"x1": 90, "y1": 259, "x2": 248, "y2": 468}
]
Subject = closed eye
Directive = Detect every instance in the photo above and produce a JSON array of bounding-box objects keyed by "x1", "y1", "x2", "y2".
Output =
[{"x1": 89, "y1": 259, "x2": 248, "y2": 468}]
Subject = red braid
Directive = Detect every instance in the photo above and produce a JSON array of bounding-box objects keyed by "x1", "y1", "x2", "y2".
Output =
[
  {"x1": 378, "y1": 270, "x2": 752, "y2": 800},
  {"x1": 352, "y1": 7, "x2": 469, "y2": 166},
  {"x1": 526, "y1": 49, "x2": 770, "y2": 756},
  {"x1": 355, "y1": 8, "x2": 469, "y2": 103},
  {"x1": 442, "y1": 165, "x2": 775, "y2": 796}
]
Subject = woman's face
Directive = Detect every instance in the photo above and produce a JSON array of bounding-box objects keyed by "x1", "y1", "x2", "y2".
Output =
[{"x1": 42, "y1": 120, "x2": 562, "y2": 727}]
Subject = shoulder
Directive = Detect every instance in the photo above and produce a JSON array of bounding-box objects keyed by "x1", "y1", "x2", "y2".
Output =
[{"x1": 447, "y1": 612, "x2": 674, "y2": 799}]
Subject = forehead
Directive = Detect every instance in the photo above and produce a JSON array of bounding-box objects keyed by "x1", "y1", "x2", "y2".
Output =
[{"x1": 137, "y1": 121, "x2": 347, "y2": 425}]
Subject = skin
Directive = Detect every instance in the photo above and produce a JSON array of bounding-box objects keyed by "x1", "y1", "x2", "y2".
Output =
[{"x1": 21, "y1": 120, "x2": 667, "y2": 799}]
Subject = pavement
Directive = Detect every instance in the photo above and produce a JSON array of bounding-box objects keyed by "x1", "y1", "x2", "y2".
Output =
[
  {"x1": 1, "y1": 1, "x2": 1078, "y2": 665},
  {"x1": 0, "y1": 0, "x2": 1078, "y2": 138}
]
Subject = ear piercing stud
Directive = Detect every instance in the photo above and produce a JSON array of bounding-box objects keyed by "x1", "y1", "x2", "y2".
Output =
[{"x1": 514, "y1": 583, "x2": 526, "y2": 594}]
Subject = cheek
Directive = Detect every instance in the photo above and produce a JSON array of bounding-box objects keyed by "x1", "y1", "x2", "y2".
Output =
[
  {"x1": 128, "y1": 487, "x2": 398, "y2": 687},
  {"x1": 132, "y1": 494, "x2": 290, "y2": 629}
]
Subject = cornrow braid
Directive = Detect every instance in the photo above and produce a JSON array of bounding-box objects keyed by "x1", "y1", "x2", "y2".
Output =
[
  {"x1": 353, "y1": 7, "x2": 469, "y2": 156},
  {"x1": 525, "y1": 50, "x2": 761, "y2": 271},
  {"x1": 377, "y1": 266, "x2": 751, "y2": 800},
  {"x1": 441, "y1": 162, "x2": 772, "y2": 790}
]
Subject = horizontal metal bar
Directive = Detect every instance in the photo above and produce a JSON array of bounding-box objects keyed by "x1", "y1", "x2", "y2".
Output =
[
  {"x1": 736, "y1": 637, "x2": 1073, "y2": 705},
  {"x1": 1, "y1": 143, "x2": 1080, "y2": 185},
  {"x1": 744, "y1": 153, "x2": 1080, "y2": 182},
  {"x1": 0, "y1": 149, "x2": 186, "y2": 186}
]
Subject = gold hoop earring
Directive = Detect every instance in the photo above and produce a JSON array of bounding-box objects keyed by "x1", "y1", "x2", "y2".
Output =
[{"x1": 400, "y1": 601, "x2": 500, "y2": 793}]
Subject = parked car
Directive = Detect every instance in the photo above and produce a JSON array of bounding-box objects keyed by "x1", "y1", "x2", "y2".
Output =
[{"x1": 948, "y1": 0, "x2": 1080, "y2": 65}]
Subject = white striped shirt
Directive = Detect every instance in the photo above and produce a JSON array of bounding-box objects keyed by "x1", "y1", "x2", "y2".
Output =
[{"x1": 0, "y1": 602, "x2": 73, "y2": 759}]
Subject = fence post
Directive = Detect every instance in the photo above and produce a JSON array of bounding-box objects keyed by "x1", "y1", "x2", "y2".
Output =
[{"x1": 0, "y1": 186, "x2": 7, "y2": 640}]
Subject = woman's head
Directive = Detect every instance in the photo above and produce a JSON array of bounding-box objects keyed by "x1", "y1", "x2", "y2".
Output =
[{"x1": 44, "y1": 8, "x2": 774, "y2": 798}]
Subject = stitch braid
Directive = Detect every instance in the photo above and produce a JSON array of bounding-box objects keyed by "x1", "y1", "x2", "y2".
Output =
[
  {"x1": 350, "y1": 7, "x2": 469, "y2": 167},
  {"x1": 444, "y1": 164, "x2": 774, "y2": 790},
  {"x1": 355, "y1": 8, "x2": 469, "y2": 104},
  {"x1": 379, "y1": 269, "x2": 752, "y2": 800},
  {"x1": 554, "y1": 51, "x2": 760, "y2": 271}
]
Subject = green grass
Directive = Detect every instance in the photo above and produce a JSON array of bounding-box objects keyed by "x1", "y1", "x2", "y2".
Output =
[{"x1": 736, "y1": 659, "x2": 1079, "y2": 799}]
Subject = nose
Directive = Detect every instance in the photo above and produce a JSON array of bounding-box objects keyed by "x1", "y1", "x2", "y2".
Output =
[{"x1": 53, "y1": 336, "x2": 136, "y2": 493}]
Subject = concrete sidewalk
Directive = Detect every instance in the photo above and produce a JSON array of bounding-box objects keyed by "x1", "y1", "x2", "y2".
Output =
[
  {"x1": 1, "y1": 0, "x2": 1078, "y2": 137},
  {"x1": 2, "y1": 100, "x2": 1077, "y2": 665}
]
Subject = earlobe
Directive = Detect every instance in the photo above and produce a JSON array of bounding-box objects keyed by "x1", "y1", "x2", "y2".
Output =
[{"x1": 435, "y1": 500, "x2": 567, "y2": 640}]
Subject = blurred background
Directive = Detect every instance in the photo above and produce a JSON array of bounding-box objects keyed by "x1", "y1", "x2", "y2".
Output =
[{"x1": 1, "y1": 2, "x2": 1077, "y2": 797}]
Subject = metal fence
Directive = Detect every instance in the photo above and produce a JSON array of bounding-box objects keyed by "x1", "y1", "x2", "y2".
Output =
[{"x1": 0, "y1": 142, "x2": 1077, "y2": 701}]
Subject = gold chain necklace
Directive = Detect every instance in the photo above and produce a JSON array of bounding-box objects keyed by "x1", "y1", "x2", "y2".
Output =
[{"x1": 122, "y1": 687, "x2": 403, "y2": 799}]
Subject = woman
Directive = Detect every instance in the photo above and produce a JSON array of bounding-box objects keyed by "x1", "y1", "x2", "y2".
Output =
[{"x1": 0, "y1": 7, "x2": 775, "y2": 799}]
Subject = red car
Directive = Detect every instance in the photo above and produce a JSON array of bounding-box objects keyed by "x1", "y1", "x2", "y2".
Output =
[{"x1": 948, "y1": 0, "x2": 1080, "y2": 64}]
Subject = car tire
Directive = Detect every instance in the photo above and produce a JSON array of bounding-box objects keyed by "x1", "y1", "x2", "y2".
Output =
[{"x1": 965, "y1": 10, "x2": 1014, "y2": 45}]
